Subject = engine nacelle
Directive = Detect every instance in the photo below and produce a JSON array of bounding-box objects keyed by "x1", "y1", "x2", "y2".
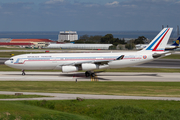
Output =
[
  {"x1": 62, "y1": 66, "x2": 78, "y2": 73},
  {"x1": 82, "y1": 63, "x2": 99, "y2": 71}
]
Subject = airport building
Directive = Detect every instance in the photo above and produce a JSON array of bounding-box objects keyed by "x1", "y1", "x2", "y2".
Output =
[
  {"x1": 10, "y1": 39, "x2": 54, "y2": 48},
  {"x1": 0, "y1": 38, "x2": 54, "y2": 48},
  {"x1": 58, "y1": 31, "x2": 78, "y2": 42},
  {"x1": 46, "y1": 43, "x2": 112, "y2": 50}
]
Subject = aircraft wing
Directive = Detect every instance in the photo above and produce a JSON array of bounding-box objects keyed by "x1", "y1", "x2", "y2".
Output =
[{"x1": 59, "y1": 55, "x2": 124, "y2": 66}]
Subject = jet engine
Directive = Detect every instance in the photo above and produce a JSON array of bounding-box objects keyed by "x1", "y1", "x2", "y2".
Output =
[
  {"x1": 62, "y1": 66, "x2": 78, "y2": 73},
  {"x1": 82, "y1": 63, "x2": 99, "y2": 71}
]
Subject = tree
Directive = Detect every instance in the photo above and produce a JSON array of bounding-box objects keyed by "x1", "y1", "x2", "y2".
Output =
[
  {"x1": 134, "y1": 36, "x2": 147, "y2": 44},
  {"x1": 100, "y1": 34, "x2": 114, "y2": 44},
  {"x1": 125, "y1": 43, "x2": 135, "y2": 50},
  {"x1": 119, "y1": 38, "x2": 126, "y2": 44},
  {"x1": 88, "y1": 35, "x2": 102, "y2": 43},
  {"x1": 125, "y1": 40, "x2": 135, "y2": 50}
]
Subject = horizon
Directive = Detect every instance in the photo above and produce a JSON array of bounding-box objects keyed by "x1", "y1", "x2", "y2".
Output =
[{"x1": 0, "y1": 0, "x2": 179, "y2": 31}]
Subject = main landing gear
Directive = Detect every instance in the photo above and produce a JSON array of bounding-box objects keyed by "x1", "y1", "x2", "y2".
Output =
[
  {"x1": 85, "y1": 71, "x2": 95, "y2": 77},
  {"x1": 22, "y1": 69, "x2": 26, "y2": 76}
]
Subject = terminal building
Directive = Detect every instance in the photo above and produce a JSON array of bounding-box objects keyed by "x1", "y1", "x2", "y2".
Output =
[{"x1": 58, "y1": 31, "x2": 78, "y2": 42}]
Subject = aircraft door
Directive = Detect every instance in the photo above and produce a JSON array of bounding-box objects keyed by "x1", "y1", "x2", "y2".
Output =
[{"x1": 18, "y1": 59, "x2": 25, "y2": 64}]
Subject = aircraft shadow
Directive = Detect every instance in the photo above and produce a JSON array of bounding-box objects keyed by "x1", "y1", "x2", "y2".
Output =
[
  {"x1": 97, "y1": 73, "x2": 159, "y2": 77},
  {"x1": 7, "y1": 73, "x2": 158, "y2": 77},
  {"x1": 7, "y1": 73, "x2": 62, "y2": 76},
  {"x1": 6, "y1": 73, "x2": 159, "y2": 81}
]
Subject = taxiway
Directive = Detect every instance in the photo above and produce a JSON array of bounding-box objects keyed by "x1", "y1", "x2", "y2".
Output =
[
  {"x1": 0, "y1": 71, "x2": 179, "y2": 82},
  {"x1": 0, "y1": 91, "x2": 180, "y2": 101}
]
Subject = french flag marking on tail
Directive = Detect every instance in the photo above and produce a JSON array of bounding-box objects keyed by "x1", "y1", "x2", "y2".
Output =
[
  {"x1": 142, "y1": 28, "x2": 173, "y2": 52},
  {"x1": 152, "y1": 28, "x2": 170, "y2": 51}
]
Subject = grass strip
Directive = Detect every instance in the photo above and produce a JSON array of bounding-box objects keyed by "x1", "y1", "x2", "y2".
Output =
[
  {"x1": 162, "y1": 54, "x2": 180, "y2": 59},
  {"x1": 0, "y1": 81, "x2": 180, "y2": 97},
  {"x1": 0, "y1": 94, "x2": 50, "y2": 99},
  {"x1": 0, "y1": 52, "x2": 41, "y2": 58},
  {"x1": 0, "y1": 101, "x2": 92, "y2": 120}
]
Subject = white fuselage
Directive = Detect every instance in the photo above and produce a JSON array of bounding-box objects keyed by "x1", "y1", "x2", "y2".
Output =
[{"x1": 5, "y1": 51, "x2": 154, "y2": 72}]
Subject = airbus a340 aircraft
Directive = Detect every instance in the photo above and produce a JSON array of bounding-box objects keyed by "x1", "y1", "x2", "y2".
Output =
[{"x1": 5, "y1": 28, "x2": 173, "y2": 77}]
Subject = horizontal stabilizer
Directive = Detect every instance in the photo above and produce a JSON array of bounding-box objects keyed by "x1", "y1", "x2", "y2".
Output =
[{"x1": 116, "y1": 55, "x2": 124, "y2": 60}]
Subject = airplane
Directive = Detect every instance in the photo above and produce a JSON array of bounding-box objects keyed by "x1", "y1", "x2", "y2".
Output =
[
  {"x1": 5, "y1": 28, "x2": 173, "y2": 77},
  {"x1": 135, "y1": 36, "x2": 180, "y2": 50}
]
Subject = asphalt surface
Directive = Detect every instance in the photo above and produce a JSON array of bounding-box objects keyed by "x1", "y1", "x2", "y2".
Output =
[
  {"x1": 0, "y1": 58, "x2": 8, "y2": 64},
  {"x1": 135, "y1": 59, "x2": 180, "y2": 69},
  {"x1": 0, "y1": 72, "x2": 179, "y2": 82},
  {"x1": 1, "y1": 91, "x2": 180, "y2": 101}
]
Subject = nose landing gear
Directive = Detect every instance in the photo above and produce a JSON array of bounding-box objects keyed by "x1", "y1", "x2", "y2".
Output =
[{"x1": 22, "y1": 69, "x2": 26, "y2": 75}]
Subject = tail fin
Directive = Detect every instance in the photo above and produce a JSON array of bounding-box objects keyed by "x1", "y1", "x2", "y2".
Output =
[
  {"x1": 171, "y1": 37, "x2": 180, "y2": 46},
  {"x1": 141, "y1": 28, "x2": 173, "y2": 52}
]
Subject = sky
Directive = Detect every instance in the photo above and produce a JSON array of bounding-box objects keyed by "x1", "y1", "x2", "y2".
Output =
[{"x1": 0, "y1": 0, "x2": 179, "y2": 31}]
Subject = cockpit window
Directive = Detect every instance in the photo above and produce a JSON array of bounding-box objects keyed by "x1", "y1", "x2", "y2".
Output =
[{"x1": 10, "y1": 58, "x2": 13, "y2": 60}]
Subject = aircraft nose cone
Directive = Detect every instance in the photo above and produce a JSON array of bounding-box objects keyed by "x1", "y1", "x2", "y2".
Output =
[{"x1": 4, "y1": 60, "x2": 10, "y2": 66}]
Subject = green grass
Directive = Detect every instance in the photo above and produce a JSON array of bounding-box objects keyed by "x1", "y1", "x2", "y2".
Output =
[
  {"x1": 163, "y1": 54, "x2": 180, "y2": 59},
  {"x1": 0, "y1": 47, "x2": 27, "y2": 50},
  {"x1": 0, "y1": 81, "x2": 180, "y2": 97},
  {"x1": 0, "y1": 52, "x2": 42, "y2": 58},
  {"x1": 0, "y1": 101, "x2": 92, "y2": 120},
  {"x1": 0, "y1": 94, "x2": 50, "y2": 99},
  {"x1": 0, "y1": 64, "x2": 23, "y2": 71},
  {"x1": 1, "y1": 100, "x2": 180, "y2": 120}
]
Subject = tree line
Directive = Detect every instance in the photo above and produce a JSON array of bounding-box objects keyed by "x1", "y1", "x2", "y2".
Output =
[{"x1": 67, "y1": 34, "x2": 147, "y2": 50}]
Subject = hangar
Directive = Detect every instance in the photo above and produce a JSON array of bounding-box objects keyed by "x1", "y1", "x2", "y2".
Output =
[
  {"x1": 0, "y1": 38, "x2": 54, "y2": 48},
  {"x1": 10, "y1": 39, "x2": 54, "y2": 48},
  {"x1": 45, "y1": 43, "x2": 112, "y2": 50}
]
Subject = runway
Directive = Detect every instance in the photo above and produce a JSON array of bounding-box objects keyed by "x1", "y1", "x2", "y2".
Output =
[
  {"x1": 0, "y1": 71, "x2": 179, "y2": 82},
  {"x1": 136, "y1": 59, "x2": 180, "y2": 69}
]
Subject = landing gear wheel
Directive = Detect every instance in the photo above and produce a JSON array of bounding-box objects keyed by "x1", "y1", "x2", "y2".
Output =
[
  {"x1": 85, "y1": 71, "x2": 95, "y2": 77},
  {"x1": 91, "y1": 73, "x2": 95, "y2": 77},
  {"x1": 85, "y1": 71, "x2": 90, "y2": 77},
  {"x1": 22, "y1": 69, "x2": 25, "y2": 76}
]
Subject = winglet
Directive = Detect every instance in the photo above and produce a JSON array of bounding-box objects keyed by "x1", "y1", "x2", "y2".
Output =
[{"x1": 116, "y1": 55, "x2": 124, "y2": 60}]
